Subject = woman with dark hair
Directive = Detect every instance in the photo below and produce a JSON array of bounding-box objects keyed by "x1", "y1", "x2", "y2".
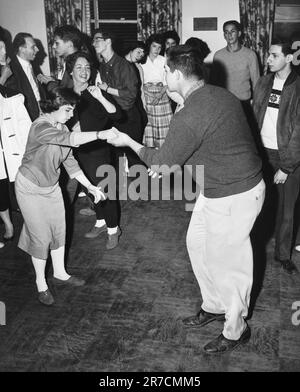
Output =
[
  {"x1": 141, "y1": 34, "x2": 172, "y2": 148},
  {"x1": 0, "y1": 30, "x2": 12, "y2": 86},
  {"x1": 185, "y1": 37, "x2": 211, "y2": 82},
  {"x1": 125, "y1": 41, "x2": 146, "y2": 64},
  {"x1": 162, "y1": 30, "x2": 180, "y2": 56},
  {"x1": 15, "y1": 87, "x2": 107, "y2": 306},
  {"x1": 66, "y1": 51, "x2": 122, "y2": 248},
  {"x1": 0, "y1": 32, "x2": 17, "y2": 249}
]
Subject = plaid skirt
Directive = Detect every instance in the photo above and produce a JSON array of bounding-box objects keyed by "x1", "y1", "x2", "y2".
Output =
[{"x1": 143, "y1": 84, "x2": 173, "y2": 148}]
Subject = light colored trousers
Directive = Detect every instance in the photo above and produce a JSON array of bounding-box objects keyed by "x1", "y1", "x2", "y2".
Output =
[{"x1": 186, "y1": 179, "x2": 265, "y2": 340}]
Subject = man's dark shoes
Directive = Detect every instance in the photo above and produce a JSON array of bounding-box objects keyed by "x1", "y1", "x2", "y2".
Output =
[
  {"x1": 85, "y1": 224, "x2": 107, "y2": 238},
  {"x1": 3, "y1": 235, "x2": 14, "y2": 243},
  {"x1": 204, "y1": 324, "x2": 251, "y2": 354},
  {"x1": 106, "y1": 227, "x2": 121, "y2": 250},
  {"x1": 280, "y1": 259, "x2": 298, "y2": 275},
  {"x1": 182, "y1": 308, "x2": 225, "y2": 328},
  {"x1": 38, "y1": 289, "x2": 54, "y2": 306},
  {"x1": 52, "y1": 276, "x2": 86, "y2": 287}
]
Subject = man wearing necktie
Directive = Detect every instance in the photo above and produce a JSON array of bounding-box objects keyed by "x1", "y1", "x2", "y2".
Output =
[{"x1": 5, "y1": 32, "x2": 45, "y2": 121}]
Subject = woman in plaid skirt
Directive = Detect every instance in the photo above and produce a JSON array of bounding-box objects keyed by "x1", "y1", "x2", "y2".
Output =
[{"x1": 141, "y1": 34, "x2": 173, "y2": 148}]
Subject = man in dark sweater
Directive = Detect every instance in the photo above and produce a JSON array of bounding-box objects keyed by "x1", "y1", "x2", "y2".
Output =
[
  {"x1": 92, "y1": 29, "x2": 143, "y2": 168},
  {"x1": 99, "y1": 45, "x2": 265, "y2": 354}
]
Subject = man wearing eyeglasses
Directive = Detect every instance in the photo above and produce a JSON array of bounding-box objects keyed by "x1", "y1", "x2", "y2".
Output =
[{"x1": 92, "y1": 29, "x2": 143, "y2": 168}]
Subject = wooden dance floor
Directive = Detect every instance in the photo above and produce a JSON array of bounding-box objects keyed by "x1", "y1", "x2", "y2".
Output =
[{"x1": 1, "y1": 188, "x2": 300, "y2": 372}]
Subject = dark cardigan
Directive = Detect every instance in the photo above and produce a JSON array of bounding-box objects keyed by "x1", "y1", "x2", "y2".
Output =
[{"x1": 253, "y1": 71, "x2": 300, "y2": 174}]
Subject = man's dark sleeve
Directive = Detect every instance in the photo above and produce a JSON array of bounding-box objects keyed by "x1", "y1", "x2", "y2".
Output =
[{"x1": 116, "y1": 60, "x2": 138, "y2": 103}]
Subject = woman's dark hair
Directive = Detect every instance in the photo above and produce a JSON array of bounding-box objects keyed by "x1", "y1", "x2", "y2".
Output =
[
  {"x1": 65, "y1": 51, "x2": 92, "y2": 76},
  {"x1": 141, "y1": 34, "x2": 164, "y2": 63},
  {"x1": 40, "y1": 87, "x2": 80, "y2": 113},
  {"x1": 163, "y1": 30, "x2": 180, "y2": 46},
  {"x1": 145, "y1": 34, "x2": 164, "y2": 51},
  {"x1": 125, "y1": 40, "x2": 146, "y2": 54},
  {"x1": 185, "y1": 37, "x2": 211, "y2": 61}
]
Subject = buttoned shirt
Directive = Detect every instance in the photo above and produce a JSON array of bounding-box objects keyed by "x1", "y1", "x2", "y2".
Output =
[
  {"x1": 57, "y1": 61, "x2": 66, "y2": 81},
  {"x1": 141, "y1": 55, "x2": 167, "y2": 85},
  {"x1": 98, "y1": 53, "x2": 138, "y2": 111}
]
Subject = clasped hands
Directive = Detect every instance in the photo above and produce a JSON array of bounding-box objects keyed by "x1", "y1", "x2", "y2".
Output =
[
  {"x1": 98, "y1": 127, "x2": 129, "y2": 147},
  {"x1": 98, "y1": 128, "x2": 162, "y2": 179}
]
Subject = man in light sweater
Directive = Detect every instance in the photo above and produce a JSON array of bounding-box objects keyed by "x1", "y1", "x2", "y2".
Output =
[
  {"x1": 212, "y1": 20, "x2": 260, "y2": 118},
  {"x1": 98, "y1": 45, "x2": 266, "y2": 354}
]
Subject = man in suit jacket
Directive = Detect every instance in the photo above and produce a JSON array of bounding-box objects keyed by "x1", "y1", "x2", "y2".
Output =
[{"x1": 6, "y1": 32, "x2": 45, "y2": 121}]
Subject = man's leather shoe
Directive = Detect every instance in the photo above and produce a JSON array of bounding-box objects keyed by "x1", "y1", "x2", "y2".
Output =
[
  {"x1": 182, "y1": 308, "x2": 225, "y2": 328},
  {"x1": 79, "y1": 207, "x2": 96, "y2": 216},
  {"x1": 203, "y1": 324, "x2": 251, "y2": 354},
  {"x1": 280, "y1": 259, "x2": 298, "y2": 275},
  {"x1": 84, "y1": 224, "x2": 107, "y2": 238},
  {"x1": 38, "y1": 289, "x2": 54, "y2": 306},
  {"x1": 106, "y1": 227, "x2": 121, "y2": 250},
  {"x1": 52, "y1": 276, "x2": 86, "y2": 287}
]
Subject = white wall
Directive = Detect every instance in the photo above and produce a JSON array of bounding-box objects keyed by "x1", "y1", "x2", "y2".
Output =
[
  {"x1": 0, "y1": 0, "x2": 50, "y2": 74},
  {"x1": 0, "y1": 0, "x2": 240, "y2": 71},
  {"x1": 181, "y1": 0, "x2": 240, "y2": 63}
]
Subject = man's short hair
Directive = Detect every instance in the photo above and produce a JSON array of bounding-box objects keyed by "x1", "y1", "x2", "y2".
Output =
[
  {"x1": 271, "y1": 38, "x2": 295, "y2": 56},
  {"x1": 12, "y1": 32, "x2": 33, "y2": 54},
  {"x1": 223, "y1": 20, "x2": 241, "y2": 32},
  {"x1": 54, "y1": 25, "x2": 83, "y2": 51},
  {"x1": 168, "y1": 45, "x2": 204, "y2": 80},
  {"x1": 93, "y1": 28, "x2": 117, "y2": 46}
]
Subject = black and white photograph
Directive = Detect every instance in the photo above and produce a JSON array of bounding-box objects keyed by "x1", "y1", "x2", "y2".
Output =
[{"x1": 0, "y1": 0, "x2": 300, "y2": 376}]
